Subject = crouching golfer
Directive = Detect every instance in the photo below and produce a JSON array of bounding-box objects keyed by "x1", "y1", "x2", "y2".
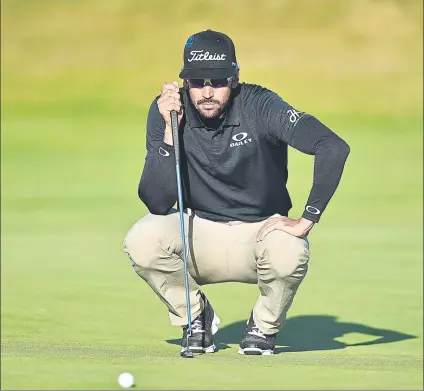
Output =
[{"x1": 123, "y1": 30, "x2": 350, "y2": 355}]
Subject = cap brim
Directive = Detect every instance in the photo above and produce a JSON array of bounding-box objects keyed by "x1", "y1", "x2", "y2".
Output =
[{"x1": 179, "y1": 67, "x2": 236, "y2": 79}]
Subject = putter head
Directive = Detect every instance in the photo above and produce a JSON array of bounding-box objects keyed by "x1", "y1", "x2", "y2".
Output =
[
  {"x1": 181, "y1": 349, "x2": 194, "y2": 358},
  {"x1": 180, "y1": 332, "x2": 194, "y2": 358}
]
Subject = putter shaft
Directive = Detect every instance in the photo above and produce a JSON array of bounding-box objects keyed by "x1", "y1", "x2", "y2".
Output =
[{"x1": 170, "y1": 110, "x2": 194, "y2": 357}]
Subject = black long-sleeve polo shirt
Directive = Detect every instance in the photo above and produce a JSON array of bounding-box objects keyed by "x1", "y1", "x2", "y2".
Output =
[{"x1": 138, "y1": 83, "x2": 350, "y2": 223}]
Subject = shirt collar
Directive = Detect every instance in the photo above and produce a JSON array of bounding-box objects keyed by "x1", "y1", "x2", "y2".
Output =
[{"x1": 183, "y1": 86, "x2": 241, "y2": 129}]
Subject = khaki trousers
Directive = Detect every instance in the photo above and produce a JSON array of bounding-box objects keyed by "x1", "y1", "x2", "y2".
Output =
[{"x1": 123, "y1": 210, "x2": 310, "y2": 335}]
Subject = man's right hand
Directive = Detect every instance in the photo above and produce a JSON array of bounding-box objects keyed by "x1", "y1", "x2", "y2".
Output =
[{"x1": 157, "y1": 81, "x2": 184, "y2": 146}]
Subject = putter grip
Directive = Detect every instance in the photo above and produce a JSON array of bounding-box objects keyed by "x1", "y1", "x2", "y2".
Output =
[{"x1": 170, "y1": 110, "x2": 180, "y2": 164}]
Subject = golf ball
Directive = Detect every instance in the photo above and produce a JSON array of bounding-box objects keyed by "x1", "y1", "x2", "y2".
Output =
[{"x1": 118, "y1": 372, "x2": 135, "y2": 388}]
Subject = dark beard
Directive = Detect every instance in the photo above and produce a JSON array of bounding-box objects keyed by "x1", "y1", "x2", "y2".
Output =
[{"x1": 196, "y1": 98, "x2": 230, "y2": 120}]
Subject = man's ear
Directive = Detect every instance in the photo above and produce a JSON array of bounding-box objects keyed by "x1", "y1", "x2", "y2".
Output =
[
  {"x1": 183, "y1": 79, "x2": 189, "y2": 89},
  {"x1": 231, "y1": 71, "x2": 240, "y2": 88}
]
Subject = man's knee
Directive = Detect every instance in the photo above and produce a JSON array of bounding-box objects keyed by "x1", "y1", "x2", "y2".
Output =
[
  {"x1": 123, "y1": 214, "x2": 179, "y2": 270},
  {"x1": 256, "y1": 230, "x2": 309, "y2": 279}
]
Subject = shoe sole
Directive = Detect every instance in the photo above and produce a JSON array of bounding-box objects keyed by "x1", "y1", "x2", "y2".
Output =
[
  {"x1": 238, "y1": 347, "x2": 274, "y2": 355},
  {"x1": 181, "y1": 344, "x2": 216, "y2": 354},
  {"x1": 180, "y1": 312, "x2": 221, "y2": 354}
]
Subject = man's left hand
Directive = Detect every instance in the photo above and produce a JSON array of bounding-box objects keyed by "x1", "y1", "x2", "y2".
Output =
[{"x1": 256, "y1": 216, "x2": 314, "y2": 241}]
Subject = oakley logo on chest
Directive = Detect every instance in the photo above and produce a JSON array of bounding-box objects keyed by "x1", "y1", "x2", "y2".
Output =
[
  {"x1": 230, "y1": 132, "x2": 252, "y2": 148},
  {"x1": 187, "y1": 50, "x2": 226, "y2": 62}
]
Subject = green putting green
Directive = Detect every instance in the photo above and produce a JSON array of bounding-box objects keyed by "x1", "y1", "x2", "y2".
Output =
[{"x1": 1, "y1": 1, "x2": 422, "y2": 389}]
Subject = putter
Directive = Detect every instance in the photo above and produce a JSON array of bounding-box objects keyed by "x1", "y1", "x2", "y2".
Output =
[{"x1": 170, "y1": 110, "x2": 194, "y2": 359}]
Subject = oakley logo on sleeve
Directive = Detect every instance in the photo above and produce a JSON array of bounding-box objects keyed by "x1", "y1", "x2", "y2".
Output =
[
  {"x1": 159, "y1": 147, "x2": 170, "y2": 157},
  {"x1": 230, "y1": 132, "x2": 252, "y2": 148},
  {"x1": 305, "y1": 205, "x2": 321, "y2": 215},
  {"x1": 287, "y1": 109, "x2": 305, "y2": 125}
]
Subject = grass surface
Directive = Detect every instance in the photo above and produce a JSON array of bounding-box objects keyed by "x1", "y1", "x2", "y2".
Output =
[{"x1": 1, "y1": 0, "x2": 423, "y2": 389}]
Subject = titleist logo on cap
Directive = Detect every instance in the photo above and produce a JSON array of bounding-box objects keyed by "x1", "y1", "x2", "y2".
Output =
[{"x1": 187, "y1": 50, "x2": 227, "y2": 62}]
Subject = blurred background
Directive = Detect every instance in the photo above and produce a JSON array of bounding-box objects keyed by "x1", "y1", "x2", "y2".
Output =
[{"x1": 1, "y1": 0, "x2": 423, "y2": 389}]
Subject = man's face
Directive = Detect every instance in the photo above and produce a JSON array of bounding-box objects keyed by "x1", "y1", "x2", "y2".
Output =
[{"x1": 187, "y1": 78, "x2": 232, "y2": 120}]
